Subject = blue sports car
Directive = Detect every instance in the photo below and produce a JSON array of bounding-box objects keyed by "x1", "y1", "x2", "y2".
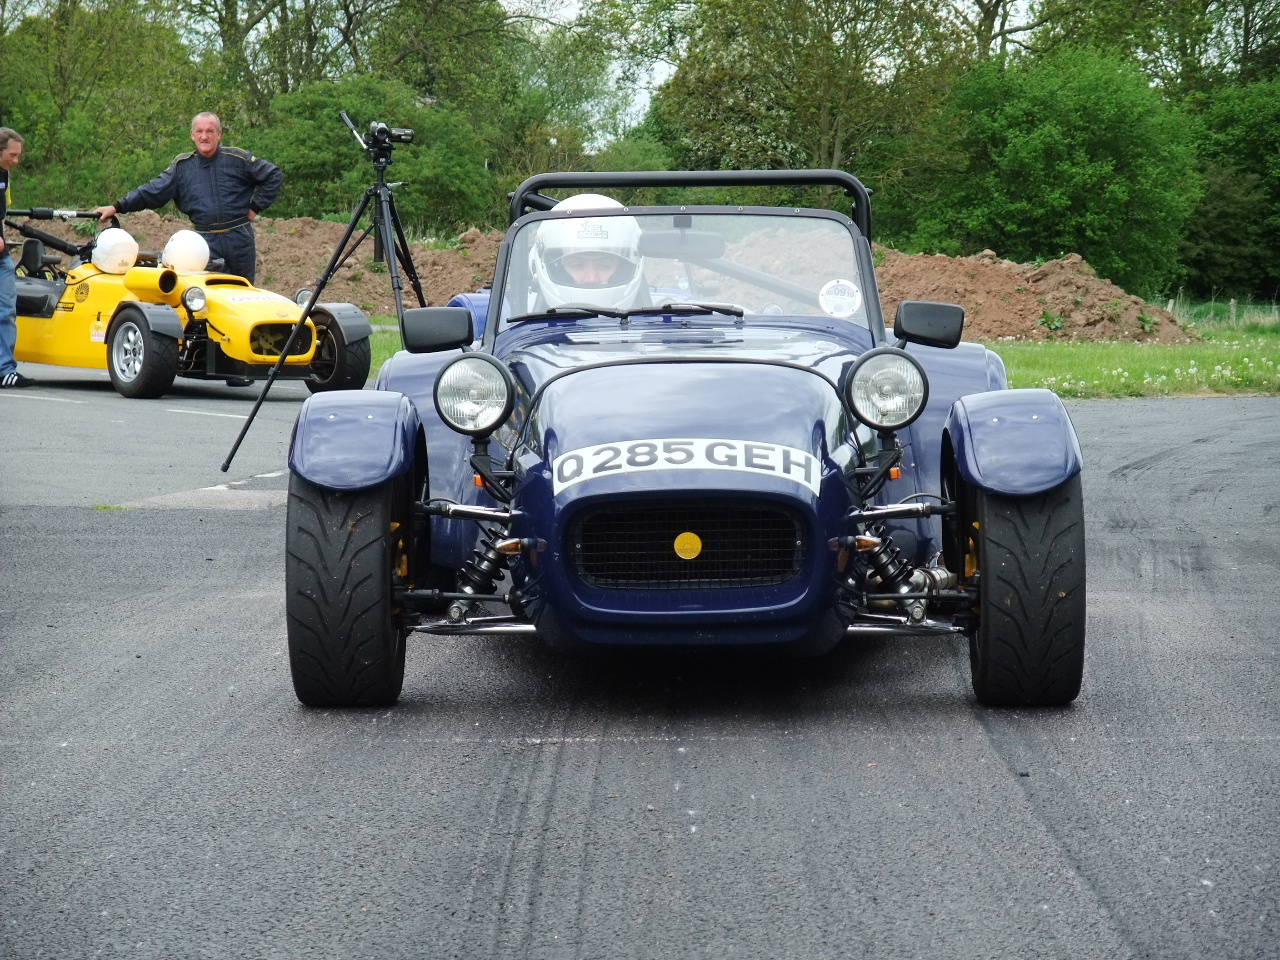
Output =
[{"x1": 285, "y1": 170, "x2": 1086, "y2": 709}]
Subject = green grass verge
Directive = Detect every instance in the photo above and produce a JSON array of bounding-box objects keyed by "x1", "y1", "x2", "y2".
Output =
[
  {"x1": 992, "y1": 336, "x2": 1280, "y2": 398},
  {"x1": 370, "y1": 326, "x2": 403, "y2": 375},
  {"x1": 994, "y1": 308, "x2": 1280, "y2": 398},
  {"x1": 368, "y1": 308, "x2": 1280, "y2": 399}
]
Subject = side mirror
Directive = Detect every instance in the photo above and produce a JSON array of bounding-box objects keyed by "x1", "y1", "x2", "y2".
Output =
[
  {"x1": 894, "y1": 300, "x2": 964, "y2": 349},
  {"x1": 401, "y1": 306, "x2": 474, "y2": 354}
]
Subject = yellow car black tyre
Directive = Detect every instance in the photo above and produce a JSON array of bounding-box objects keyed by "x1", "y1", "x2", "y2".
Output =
[
  {"x1": 107, "y1": 306, "x2": 179, "y2": 399},
  {"x1": 306, "y1": 320, "x2": 372, "y2": 393}
]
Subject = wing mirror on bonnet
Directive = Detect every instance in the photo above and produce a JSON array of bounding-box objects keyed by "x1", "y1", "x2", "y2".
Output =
[
  {"x1": 401, "y1": 306, "x2": 474, "y2": 353},
  {"x1": 893, "y1": 300, "x2": 965, "y2": 349}
]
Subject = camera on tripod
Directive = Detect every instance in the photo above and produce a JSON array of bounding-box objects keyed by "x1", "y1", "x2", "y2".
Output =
[
  {"x1": 366, "y1": 121, "x2": 414, "y2": 146},
  {"x1": 341, "y1": 111, "x2": 413, "y2": 164}
]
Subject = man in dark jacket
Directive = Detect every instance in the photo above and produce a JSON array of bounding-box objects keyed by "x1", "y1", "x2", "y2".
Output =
[
  {"x1": 95, "y1": 113, "x2": 281, "y2": 283},
  {"x1": 0, "y1": 126, "x2": 34, "y2": 388}
]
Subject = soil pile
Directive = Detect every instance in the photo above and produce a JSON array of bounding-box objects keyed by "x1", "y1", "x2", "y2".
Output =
[
  {"x1": 875, "y1": 247, "x2": 1192, "y2": 342},
  {"x1": 17, "y1": 211, "x2": 1189, "y2": 340}
]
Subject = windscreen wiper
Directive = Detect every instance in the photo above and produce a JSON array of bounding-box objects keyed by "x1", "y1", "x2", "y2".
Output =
[
  {"x1": 508, "y1": 306, "x2": 627, "y2": 323},
  {"x1": 625, "y1": 302, "x2": 745, "y2": 318}
]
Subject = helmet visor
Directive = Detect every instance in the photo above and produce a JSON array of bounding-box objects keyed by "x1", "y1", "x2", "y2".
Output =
[{"x1": 545, "y1": 250, "x2": 638, "y2": 289}]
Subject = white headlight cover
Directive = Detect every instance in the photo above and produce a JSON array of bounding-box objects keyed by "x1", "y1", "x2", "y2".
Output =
[
  {"x1": 434, "y1": 353, "x2": 515, "y2": 436},
  {"x1": 182, "y1": 286, "x2": 207, "y2": 312},
  {"x1": 847, "y1": 348, "x2": 928, "y2": 430}
]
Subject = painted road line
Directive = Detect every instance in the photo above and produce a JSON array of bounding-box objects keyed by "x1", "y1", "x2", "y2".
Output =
[
  {"x1": 164, "y1": 408, "x2": 250, "y2": 420},
  {"x1": 0, "y1": 393, "x2": 86, "y2": 403}
]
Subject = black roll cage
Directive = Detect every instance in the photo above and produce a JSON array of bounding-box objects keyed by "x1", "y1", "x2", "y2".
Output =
[{"x1": 509, "y1": 169, "x2": 873, "y2": 241}]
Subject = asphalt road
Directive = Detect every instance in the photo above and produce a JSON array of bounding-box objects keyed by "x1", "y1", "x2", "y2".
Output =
[{"x1": 1, "y1": 370, "x2": 1276, "y2": 960}]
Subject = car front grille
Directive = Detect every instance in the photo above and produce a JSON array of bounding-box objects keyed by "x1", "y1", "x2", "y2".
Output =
[
  {"x1": 250, "y1": 323, "x2": 313, "y2": 357},
  {"x1": 571, "y1": 499, "x2": 805, "y2": 590}
]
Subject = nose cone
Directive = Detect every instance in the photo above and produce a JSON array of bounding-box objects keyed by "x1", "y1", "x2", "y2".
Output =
[{"x1": 534, "y1": 360, "x2": 846, "y2": 495}]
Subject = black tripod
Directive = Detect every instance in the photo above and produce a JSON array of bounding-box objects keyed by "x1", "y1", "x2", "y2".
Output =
[{"x1": 222, "y1": 111, "x2": 427, "y2": 472}]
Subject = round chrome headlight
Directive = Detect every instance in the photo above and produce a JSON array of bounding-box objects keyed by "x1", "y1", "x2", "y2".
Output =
[
  {"x1": 182, "y1": 286, "x2": 207, "y2": 313},
  {"x1": 434, "y1": 353, "x2": 515, "y2": 436},
  {"x1": 846, "y1": 347, "x2": 929, "y2": 431},
  {"x1": 293, "y1": 288, "x2": 313, "y2": 307}
]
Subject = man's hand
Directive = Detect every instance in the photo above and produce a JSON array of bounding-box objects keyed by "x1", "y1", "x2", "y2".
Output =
[
  {"x1": 247, "y1": 210, "x2": 257, "y2": 222},
  {"x1": 93, "y1": 205, "x2": 117, "y2": 223}
]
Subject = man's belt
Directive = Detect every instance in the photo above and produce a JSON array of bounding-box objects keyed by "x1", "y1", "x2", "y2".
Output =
[{"x1": 192, "y1": 217, "x2": 251, "y2": 234}]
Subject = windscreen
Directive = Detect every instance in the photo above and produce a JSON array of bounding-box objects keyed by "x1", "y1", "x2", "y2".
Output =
[{"x1": 501, "y1": 211, "x2": 867, "y2": 328}]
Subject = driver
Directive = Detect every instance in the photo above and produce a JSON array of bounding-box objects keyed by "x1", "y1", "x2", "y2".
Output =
[{"x1": 532, "y1": 194, "x2": 646, "y2": 311}]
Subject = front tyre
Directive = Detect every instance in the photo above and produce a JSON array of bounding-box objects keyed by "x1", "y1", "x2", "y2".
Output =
[
  {"x1": 967, "y1": 475, "x2": 1086, "y2": 707},
  {"x1": 107, "y1": 307, "x2": 179, "y2": 399},
  {"x1": 306, "y1": 321, "x2": 371, "y2": 393},
  {"x1": 285, "y1": 473, "x2": 408, "y2": 707}
]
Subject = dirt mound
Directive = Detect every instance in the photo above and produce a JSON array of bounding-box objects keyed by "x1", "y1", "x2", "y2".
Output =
[
  {"x1": 16, "y1": 211, "x2": 1189, "y2": 340},
  {"x1": 876, "y1": 247, "x2": 1193, "y2": 342}
]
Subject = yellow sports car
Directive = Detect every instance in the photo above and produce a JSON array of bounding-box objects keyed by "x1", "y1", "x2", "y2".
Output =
[{"x1": 8, "y1": 208, "x2": 371, "y2": 398}]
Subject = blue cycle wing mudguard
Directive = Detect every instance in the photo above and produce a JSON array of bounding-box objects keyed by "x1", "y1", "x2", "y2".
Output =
[
  {"x1": 945, "y1": 388, "x2": 1083, "y2": 497},
  {"x1": 447, "y1": 290, "x2": 491, "y2": 340},
  {"x1": 289, "y1": 390, "x2": 420, "y2": 491}
]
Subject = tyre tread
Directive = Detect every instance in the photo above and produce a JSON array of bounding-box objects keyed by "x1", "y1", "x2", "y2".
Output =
[
  {"x1": 971, "y1": 476, "x2": 1086, "y2": 707},
  {"x1": 285, "y1": 474, "x2": 405, "y2": 706}
]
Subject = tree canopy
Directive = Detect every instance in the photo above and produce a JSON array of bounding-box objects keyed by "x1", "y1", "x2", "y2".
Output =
[{"x1": 0, "y1": 0, "x2": 1276, "y2": 297}]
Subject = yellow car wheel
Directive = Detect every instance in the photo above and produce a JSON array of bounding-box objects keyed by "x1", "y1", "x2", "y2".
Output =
[
  {"x1": 107, "y1": 307, "x2": 178, "y2": 399},
  {"x1": 306, "y1": 322, "x2": 372, "y2": 393}
]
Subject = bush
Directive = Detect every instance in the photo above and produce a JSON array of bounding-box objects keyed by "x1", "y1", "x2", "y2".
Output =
[
  {"x1": 242, "y1": 75, "x2": 496, "y2": 233},
  {"x1": 1185, "y1": 79, "x2": 1280, "y2": 299},
  {"x1": 890, "y1": 48, "x2": 1199, "y2": 296}
]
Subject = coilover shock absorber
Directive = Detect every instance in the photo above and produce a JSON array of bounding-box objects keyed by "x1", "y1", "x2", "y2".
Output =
[
  {"x1": 446, "y1": 525, "x2": 509, "y2": 623},
  {"x1": 861, "y1": 522, "x2": 913, "y2": 594},
  {"x1": 857, "y1": 522, "x2": 958, "y2": 622}
]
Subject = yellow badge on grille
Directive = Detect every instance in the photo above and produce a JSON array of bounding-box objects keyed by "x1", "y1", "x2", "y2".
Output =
[{"x1": 674, "y1": 532, "x2": 702, "y2": 560}]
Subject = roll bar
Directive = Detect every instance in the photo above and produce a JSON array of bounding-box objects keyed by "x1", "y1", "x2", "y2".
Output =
[{"x1": 509, "y1": 169, "x2": 874, "y2": 240}]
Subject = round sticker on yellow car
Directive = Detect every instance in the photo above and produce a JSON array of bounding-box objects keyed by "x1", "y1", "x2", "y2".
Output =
[{"x1": 674, "y1": 532, "x2": 703, "y2": 560}]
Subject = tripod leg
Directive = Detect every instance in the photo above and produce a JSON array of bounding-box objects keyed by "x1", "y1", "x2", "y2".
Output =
[
  {"x1": 221, "y1": 187, "x2": 378, "y2": 472},
  {"x1": 385, "y1": 193, "x2": 427, "y2": 308},
  {"x1": 373, "y1": 183, "x2": 409, "y2": 323}
]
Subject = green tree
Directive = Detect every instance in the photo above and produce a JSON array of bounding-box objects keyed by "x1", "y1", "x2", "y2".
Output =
[
  {"x1": 639, "y1": 0, "x2": 958, "y2": 215},
  {"x1": 1034, "y1": 0, "x2": 1280, "y2": 93},
  {"x1": 0, "y1": 0, "x2": 205, "y2": 205},
  {"x1": 1184, "y1": 77, "x2": 1280, "y2": 297},
  {"x1": 888, "y1": 48, "x2": 1200, "y2": 295},
  {"x1": 370, "y1": 0, "x2": 525, "y2": 122},
  {"x1": 179, "y1": 0, "x2": 394, "y2": 118}
]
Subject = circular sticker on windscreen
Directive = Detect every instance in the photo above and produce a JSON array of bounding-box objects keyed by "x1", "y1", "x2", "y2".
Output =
[{"x1": 818, "y1": 279, "x2": 862, "y2": 318}]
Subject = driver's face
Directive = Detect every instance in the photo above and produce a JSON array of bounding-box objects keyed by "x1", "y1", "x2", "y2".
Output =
[{"x1": 562, "y1": 252, "x2": 620, "y2": 287}]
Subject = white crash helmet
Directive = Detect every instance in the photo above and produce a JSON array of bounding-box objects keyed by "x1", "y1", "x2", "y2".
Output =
[
  {"x1": 91, "y1": 228, "x2": 139, "y2": 275},
  {"x1": 533, "y1": 194, "x2": 644, "y2": 310},
  {"x1": 161, "y1": 229, "x2": 210, "y2": 273}
]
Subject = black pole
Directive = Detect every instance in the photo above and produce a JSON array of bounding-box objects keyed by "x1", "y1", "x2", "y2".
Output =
[{"x1": 219, "y1": 187, "x2": 376, "y2": 472}]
